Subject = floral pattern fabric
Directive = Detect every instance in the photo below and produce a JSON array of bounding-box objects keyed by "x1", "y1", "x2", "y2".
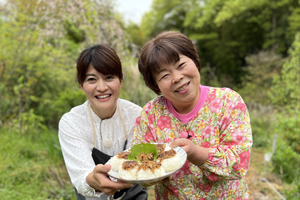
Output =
[{"x1": 133, "y1": 87, "x2": 252, "y2": 200}]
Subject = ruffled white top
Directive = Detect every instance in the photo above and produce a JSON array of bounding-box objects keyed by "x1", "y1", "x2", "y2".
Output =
[{"x1": 58, "y1": 99, "x2": 142, "y2": 199}]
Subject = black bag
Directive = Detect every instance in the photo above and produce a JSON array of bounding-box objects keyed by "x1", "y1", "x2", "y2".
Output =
[{"x1": 75, "y1": 148, "x2": 148, "y2": 200}]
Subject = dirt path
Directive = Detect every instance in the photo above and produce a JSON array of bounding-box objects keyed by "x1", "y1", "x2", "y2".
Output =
[{"x1": 246, "y1": 148, "x2": 286, "y2": 200}]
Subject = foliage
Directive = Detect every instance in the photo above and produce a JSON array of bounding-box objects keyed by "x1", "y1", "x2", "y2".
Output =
[
  {"x1": 136, "y1": 0, "x2": 300, "y2": 88},
  {"x1": 271, "y1": 134, "x2": 300, "y2": 184},
  {"x1": 239, "y1": 51, "x2": 284, "y2": 105},
  {"x1": 128, "y1": 143, "x2": 159, "y2": 162},
  {"x1": 269, "y1": 32, "x2": 300, "y2": 197},
  {"x1": 0, "y1": 0, "x2": 145, "y2": 129},
  {"x1": 0, "y1": 126, "x2": 76, "y2": 200},
  {"x1": 121, "y1": 58, "x2": 157, "y2": 107},
  {"x1": 249, "y1": 113, "x2": 275, "y2": 148},
  {"x1": 269, "y1": 33, "x2": 300, "y2": 112}
]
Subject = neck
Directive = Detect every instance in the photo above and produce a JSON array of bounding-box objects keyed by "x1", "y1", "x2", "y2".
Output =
[
  {"x1": 173, "y1": 101, "x2": 197, "y2": 114},
  {"x1": 172, "y1": 87, "x2": 201, "y2": 114},
  {"x1": 90, "y1": 104, "x2": 117, "y2": 120}
]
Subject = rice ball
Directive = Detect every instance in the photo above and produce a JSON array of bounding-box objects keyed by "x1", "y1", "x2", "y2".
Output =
[
  {"x1": 110, "y1": 151, "x2": 130, "y2": 172},
  {"x1": 158, "y1": 149, "x2": 182, "y2": 172},
  {"x1": 164, "y1": 146, "x2": 172, "y2": 151},
  {"x1": 110, "y1": 156, "x2": 126, "y2": 171},
  {"x1": 137, "y1": 161, "x2": 165, "y2": 180},
  {"x1": 119, "y1": 161, "x2": 139, "y2": 180}
]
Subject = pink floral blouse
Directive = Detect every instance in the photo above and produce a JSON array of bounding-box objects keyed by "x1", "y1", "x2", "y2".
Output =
[{"x1": 133, "y1": 87, "x2": 252, "y2": 200}]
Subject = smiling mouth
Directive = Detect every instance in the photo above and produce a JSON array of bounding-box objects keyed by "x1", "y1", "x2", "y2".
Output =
[
  {"x1": 175, "y1": 82, "x2": 190, "y2": 92},
  {"x1": 96, "y1": 94, "x2": 111, "y2": 99}
]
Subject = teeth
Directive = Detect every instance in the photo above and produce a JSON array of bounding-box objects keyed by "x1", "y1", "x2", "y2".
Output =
[
  {"x1": 97, "y1": 95, "x2": 110, "y2": 99},
  {"x1": 177, "y1": 84, "x2": 187, "y2": 92}
]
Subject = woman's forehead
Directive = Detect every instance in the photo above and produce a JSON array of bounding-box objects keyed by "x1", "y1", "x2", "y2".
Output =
[{"x1": 151, "y1": 52, "x2": 180, "y2": 72}]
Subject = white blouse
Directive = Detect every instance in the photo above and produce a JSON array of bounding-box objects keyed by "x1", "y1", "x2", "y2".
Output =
[{"x1": 58, "y1": 99, "x2": 142, "y2": 199}]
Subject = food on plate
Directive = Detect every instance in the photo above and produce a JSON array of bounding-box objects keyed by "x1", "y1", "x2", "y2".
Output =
[
  {"x1": 110, "y1": 143, "x2": 183, "y2": 180},
  {"x1": 110, "y1": 151, "x2": 131, "y2": 171},
  {"x1": 136, "y1": 161, "x2": 165, "y2": 179},
  {"x1": 119, "y1": 160, "x2": 166, "y2": 180},
  {"x1": 118, "y1": 161, "x2": 139, "y2": 180},
  {"x1": 158, "y1": 149, "x2": 182, "y2": 172},
  {"x1": 154, "y1": 144, "x2": 166, "y2": 154}
]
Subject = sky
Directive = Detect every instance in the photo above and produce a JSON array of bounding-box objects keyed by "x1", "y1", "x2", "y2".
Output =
[{"x1": 115, "y1": 0, "x2": 153, "y2": 24}]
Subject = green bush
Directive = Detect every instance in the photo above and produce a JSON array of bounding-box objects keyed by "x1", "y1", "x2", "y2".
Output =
[
  {"x1": 271, "y1": 113, "x2": 300, "y2": 185},
  {"x1": 272, "y1": 137, "x2": 300, "y2": 184},
  {"x1": 249, "y1": 113, "x2": 275, "y2": 148},
  {"x1": 276, "y1": 114, "x2": 300, "y2": 154}
]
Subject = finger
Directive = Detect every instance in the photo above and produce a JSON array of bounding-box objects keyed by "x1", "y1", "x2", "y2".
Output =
[
  {"x1": 101, "y1": 181, "x2": 133, "y2": 195},
  {"x1": 170, "y1": 138, "x2": 186, "y2": 148},
  {"x1": 102, "y1": 189, "x2": 117, "y2": 195},
  {"x1": 94, "y1": 164, "x2": 111, "y2": 173},
  {"x1": 106, "y1": 180, "x2": 134, "y2": 190},
  {"x1": 117, "y1": 179, "x2": 135, "y2": 187}
]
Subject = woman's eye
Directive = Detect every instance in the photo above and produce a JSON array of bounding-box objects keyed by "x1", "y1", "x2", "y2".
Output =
[
  {"x1": 106, "y1": 75, "x2": 114, "y2": 80},
  {"x1": 178, "y1": 62, "x2": 186, "y2": 68},
  {"x1": 87, "y1": 77, "x2": 96, "y2": 82},
  {"x1": 160, "y1": 74, "x2": 169, "y2": 80}
]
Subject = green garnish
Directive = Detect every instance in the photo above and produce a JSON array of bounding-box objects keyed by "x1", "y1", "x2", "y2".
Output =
[{"x1": 128, "y1": 143, "x2": 158, "y2": 162}]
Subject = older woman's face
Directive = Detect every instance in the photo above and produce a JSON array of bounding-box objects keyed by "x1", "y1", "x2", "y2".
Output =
[
  {"x1": 81, "y1": 65, "x2": 122, "y2": 119},
  {"x1": 155, "y1": 55, "x2": 201, "y2": 114}
]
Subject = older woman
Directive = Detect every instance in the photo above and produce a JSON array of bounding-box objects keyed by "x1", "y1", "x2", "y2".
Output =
[
  {"x1": 59, "y1": 44, "x2": 147, "y2": 200},
  {"x1": 133, "y1": 31, "x2": 252, "y2": 199}
]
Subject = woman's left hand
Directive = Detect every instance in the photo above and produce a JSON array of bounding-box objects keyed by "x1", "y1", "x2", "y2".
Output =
[{"x1": 170, "y1": 138, "x2": 209, "y2": 166}]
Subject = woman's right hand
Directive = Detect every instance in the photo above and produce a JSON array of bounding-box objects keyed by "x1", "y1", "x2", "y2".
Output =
[{"x1": 86, "y1": 164, "x2": 134, "y2": 196}]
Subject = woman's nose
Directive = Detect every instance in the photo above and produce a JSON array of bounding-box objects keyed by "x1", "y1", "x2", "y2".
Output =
[
  {"x1": 96, "y1": 80, "x2": 108, "y2": 91},
  {"x1": 172, "y1": 71, "x2": 183, "y2": 83}
]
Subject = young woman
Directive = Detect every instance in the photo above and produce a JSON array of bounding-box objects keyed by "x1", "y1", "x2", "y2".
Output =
[
  {"x1": 59, "y1": 44, "x2": 147, "y2": 200},
  {"x1": 133, "y1": 31, "x2": 252, "y2": 199}
]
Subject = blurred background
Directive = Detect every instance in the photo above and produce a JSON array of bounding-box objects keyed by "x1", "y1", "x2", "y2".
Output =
[{"x1": 0, "y1": 0, "x2": 299, "y2": 199}]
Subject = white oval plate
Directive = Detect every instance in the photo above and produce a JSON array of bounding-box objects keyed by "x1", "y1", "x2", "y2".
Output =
[{"x1": 105, "y1": 144, "x2": 187, "y2": 184}]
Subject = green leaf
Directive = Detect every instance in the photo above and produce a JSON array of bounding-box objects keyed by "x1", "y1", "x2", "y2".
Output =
[{"x1": 127, "y1": 143, "x2": 158, "y2": 162}]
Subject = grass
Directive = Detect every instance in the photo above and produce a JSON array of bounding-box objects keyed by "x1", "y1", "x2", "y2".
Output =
[{"x1": 0, "y1": 127, "x2": 76, "y2": 200}]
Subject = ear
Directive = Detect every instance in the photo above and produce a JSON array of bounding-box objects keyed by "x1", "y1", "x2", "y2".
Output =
[
  {"x1": 120, "y1": 79, "x2": 123, "y2": 88},
  {"x1": 79, "y1": 83, "x2": 84, "y2": 92}
]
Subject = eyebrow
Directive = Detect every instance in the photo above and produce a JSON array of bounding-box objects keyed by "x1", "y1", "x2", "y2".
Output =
[
  {"x1": 156, "y1": 56, "x2": 184, "y2": 75},
  {"x1": 156, "y1": 68, "x2": 167, "y2": 75},
  {"x1": 85, "y1": 74, "x2": 96, "y2": 77}
]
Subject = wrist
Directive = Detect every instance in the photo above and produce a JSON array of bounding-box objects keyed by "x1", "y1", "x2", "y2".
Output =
[
  {"x1": 86, "y1": 172, "x2": 98, "y2": 191},
  {"x1": 188, "y1": 145, "x2": 209, "y2": 166}
]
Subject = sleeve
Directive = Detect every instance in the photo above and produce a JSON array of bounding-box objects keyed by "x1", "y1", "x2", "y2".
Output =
[
  {"x1": 200, "y1": 90, "x2": 252, "y2": 181},
  {"x1": 132, "y1": 104, "x2": 158, "y2": 146},
  {"x1": 58, "y1": 115, "x2": 104, "y2": 198}
]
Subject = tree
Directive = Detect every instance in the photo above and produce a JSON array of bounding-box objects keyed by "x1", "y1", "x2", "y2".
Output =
[
  {"x1": 270, "y1": 33, "x2": 300, "y2": 112},
  {"x1": 140, "y1": 0, "x2": 300, "y2": 87},
  {"x1": 0, "y1": 0, "x2": 136, "y2": 131}
]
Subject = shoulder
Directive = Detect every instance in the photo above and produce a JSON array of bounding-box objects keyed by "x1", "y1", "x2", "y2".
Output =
[
  {"x1": 139, "y1": 96, "x2": 166, "y2": 118},
  {"x1": 207, "y1": 86, "x2": 242, "y2": 100},
  {"x1": 117, "y1": 99, "x2": 143, "y2": 123},
  {"x1": 118, "y1": 99, "x2": 142, "y2": 113},
  {"x1": 59, "y1": 101, "x2": 89, "y2": 127},
  {"x1": 141, "y1": 96, "x2": 164, "y2": 111}
]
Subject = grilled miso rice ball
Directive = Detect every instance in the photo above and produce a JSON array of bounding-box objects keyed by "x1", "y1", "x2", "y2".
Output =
[
  {"x1": 110, "y1": 151, "x2": 130, "y2": 172},
  {"x1": 119, "y1": 161, "x2": 139, "y2": 180},
  {"x1": 136, "y1": 161, "x2": 165, "y2": 180},
  {"x1": 158, "y1": 149, "x2": 183, "y2": 172}
]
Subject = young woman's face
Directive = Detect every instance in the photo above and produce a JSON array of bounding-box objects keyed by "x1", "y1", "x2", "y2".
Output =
[
  {"x1": 80, "y1": 65, "x2": 122, "y2": 119},
  {"x1": 155, "y1": 55, "x2": 201, "y2": 114}
]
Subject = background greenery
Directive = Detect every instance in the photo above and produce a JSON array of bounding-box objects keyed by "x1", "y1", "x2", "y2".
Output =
[{"x1": 0, "y1": 0, "x2": 299, "y2": 199}]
